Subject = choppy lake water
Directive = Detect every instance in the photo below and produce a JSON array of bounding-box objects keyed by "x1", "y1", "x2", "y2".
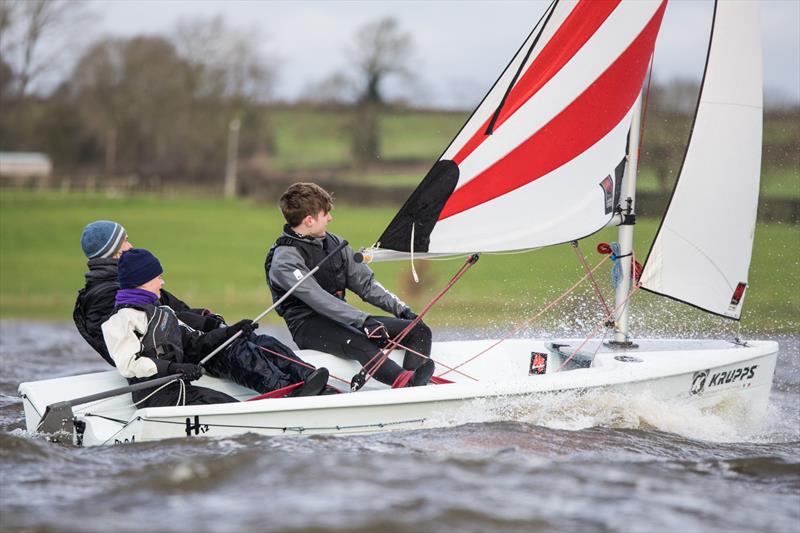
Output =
[{"x1": 1, "y1": 321, "x2": 798, "y2": 532}]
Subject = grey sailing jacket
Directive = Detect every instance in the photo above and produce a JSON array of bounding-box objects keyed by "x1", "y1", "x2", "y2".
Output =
[{"x1": 267, "y1": 230, "x2": 409, "y2": 329}]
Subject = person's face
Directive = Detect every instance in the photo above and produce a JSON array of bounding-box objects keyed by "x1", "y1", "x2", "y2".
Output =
[
  {"x1": 138, "y1": 275, "x2": 164, "y2": 298},
  {"x1": 112, "y1": 236, "x2": 133, "y2": 259},
  {"x1": 303, "y1": 210, "x2": 332, "y2": 237}
]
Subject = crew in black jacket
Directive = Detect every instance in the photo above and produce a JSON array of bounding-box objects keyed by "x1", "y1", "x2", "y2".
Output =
[{"x1": 74, "y1": 220, "x2": 328, "y2": 395}]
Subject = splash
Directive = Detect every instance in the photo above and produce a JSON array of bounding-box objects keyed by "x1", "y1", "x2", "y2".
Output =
[{"x1": 432, "y1": 387, "x2": 789, "y2": 444}]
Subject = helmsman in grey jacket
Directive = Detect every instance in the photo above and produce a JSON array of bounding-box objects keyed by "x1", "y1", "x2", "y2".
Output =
[{"x1": 265, "y1": 183, "x2": 434, "y2": 388}]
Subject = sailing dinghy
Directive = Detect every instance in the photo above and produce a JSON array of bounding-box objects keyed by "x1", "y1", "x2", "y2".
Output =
[{"x1": 19, "y1": 0, "x2": 778, "y2": 446}]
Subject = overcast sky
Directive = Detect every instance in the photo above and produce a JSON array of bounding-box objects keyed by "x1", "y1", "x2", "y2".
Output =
[{"x1": 81, "y1": 0, "x2": 800, "y2": 108}]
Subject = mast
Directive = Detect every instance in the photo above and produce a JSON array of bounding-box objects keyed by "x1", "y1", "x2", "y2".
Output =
[{"x1": 611, "y1": 88, "x2": 645, "y2": 346}]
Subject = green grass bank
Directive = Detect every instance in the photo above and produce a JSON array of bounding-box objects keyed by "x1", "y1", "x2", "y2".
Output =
[
  {"x1": 1, "y1": 189, "x2": 797, "y2": 336},
  {"x1": 266, "y1": 108, "x2": 798, "y2": 201}
]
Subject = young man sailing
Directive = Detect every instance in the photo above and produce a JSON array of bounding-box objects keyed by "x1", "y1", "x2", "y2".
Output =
[{"x1": 266, "y1": 183, "x2": 435, "y2": 388}]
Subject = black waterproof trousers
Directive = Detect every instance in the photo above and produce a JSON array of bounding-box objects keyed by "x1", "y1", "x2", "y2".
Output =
[
  {"x1": 293, "y1": 315, "x2": 432, "y2": 386},
  {"x1": 131, "y1": 380, "x2": 236, "y2": 408},
  {"x1": 204, "y1": 335, "x2": 314, "y2": 393}
]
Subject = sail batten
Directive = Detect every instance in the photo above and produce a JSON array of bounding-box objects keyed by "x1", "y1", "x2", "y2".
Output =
[
  {"x1": 377, "y1": 0, "x2": 666, "y2": 255},
  {"x1": 640, "y1": 0, "x2": 763, "y2": 320}
]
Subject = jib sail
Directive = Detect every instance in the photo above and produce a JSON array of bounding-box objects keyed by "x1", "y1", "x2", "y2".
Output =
[{"x1": 640, "y1": 0, "x2": 763, "y2": 320}]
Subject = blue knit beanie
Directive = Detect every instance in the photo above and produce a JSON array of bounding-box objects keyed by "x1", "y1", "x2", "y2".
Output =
[
  {"x1": 81, "y1": 220, "x2": 127, "y2": 259},
  {"x1": 118, "y1": 248, "x2": 163, "y2": 289}
]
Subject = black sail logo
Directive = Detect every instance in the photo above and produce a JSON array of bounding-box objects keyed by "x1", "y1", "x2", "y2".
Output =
[{"x1": 599, "y1": 175, "x2": 614, "y2": 214}]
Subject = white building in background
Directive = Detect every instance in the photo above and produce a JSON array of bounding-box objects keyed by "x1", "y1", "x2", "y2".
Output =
[{"x1": 0, "y1": 152, "x2": 53, "y2": 181}]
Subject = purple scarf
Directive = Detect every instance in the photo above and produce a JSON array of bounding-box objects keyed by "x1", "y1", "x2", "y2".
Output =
[{"x1": 115, "y1": 288, "x2": 159, "y2": 307}]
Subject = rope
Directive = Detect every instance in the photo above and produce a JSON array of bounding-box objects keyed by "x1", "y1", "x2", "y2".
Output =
[
  {"x1": 557, "y1": 282, "x2": 641, "y2": 371},
  {"x1": 439, "y1": 253, "x2": 611, "y2": 378},
  {"x1": 360, "y1": 254, "x2": 479, "y2": 386},
  {"x1": 255, "y1": 345, "x2": 351, "y2": 386},
  {"x1": 139, "y1": 415, "x2": 426, "y2": 434},
  {"x1": 410, "y1": 222, "x2": 419, "y2": 283},
  {"x1": 100, "y1": 416, "x2": 142, "y2": 446},
  {"x1": 391, "y1": 370, "x2": 414, "y2": 388},
  {"x1": 131, "y1": 378, "x2": 182, "y2": 407},
  {"x1": 571, "y1": 241, "x2": 612, "y2": 316},
  {"x1": 19, "y1": 394, "x2": 42, "y2": 418},
  {"x1": 390, "y1": 341, "x2": 480, "y2": 382},
  {"x1": 246, "y1": 382, "x2": 303, "y2": 401}
]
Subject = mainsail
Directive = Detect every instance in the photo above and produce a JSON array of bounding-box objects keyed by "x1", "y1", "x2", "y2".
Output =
[
  {"x1": 640, "y1": 0, "x2": 763, "y2": 320},
  {"x1": 377, "y1": 0, "x2": 667, "y2": 255}
]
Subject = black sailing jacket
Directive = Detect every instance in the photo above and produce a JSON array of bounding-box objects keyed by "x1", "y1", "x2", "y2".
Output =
[{"x1": 73, "y1": 258, "x2": 214, "y2": 366}]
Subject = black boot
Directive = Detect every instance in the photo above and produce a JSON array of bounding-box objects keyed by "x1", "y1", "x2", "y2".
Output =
[
  {"x1": 408, "y1": 359, "x2": 435, "y2": 387},
  {"x1": 290, "y1": 368, "x2": 329, "y2": 397}
]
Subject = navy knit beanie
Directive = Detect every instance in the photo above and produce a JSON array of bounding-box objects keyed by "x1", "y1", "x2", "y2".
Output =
[
  {"x1": 81, "y1": 220, "x2": 127, "y2": 259},
  {"x1": 118, "y1": 248, "x2": 163, "y2": 289}
]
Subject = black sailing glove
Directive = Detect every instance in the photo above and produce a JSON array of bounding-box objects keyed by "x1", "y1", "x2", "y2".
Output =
[
  {"x1": 168, "y1": 362, "x2": 204, "y2": 382},
  {"x1": 226, "y1": 319, "x2": 258, "y2": 339},
  {"x1": 398, "y1": 308, "x2": 418, "y2": 321},
  {"x1": 363, "y1": 316, "x2": 391, "y2": 347}
]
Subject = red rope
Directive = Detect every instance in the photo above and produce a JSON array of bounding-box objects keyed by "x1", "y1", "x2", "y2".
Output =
[
  {"x1": 360, "y1": 255, "x2": 479, "y2": 386},
  {"x1": 439, "y1": 254, "x2": 611, "y2": 378},
  {"x1": 557, "y1": 282, "x2": 641, "y2": 371},
  {"x1": 255, "y1": 345, "x2": 351, "y2": 386},
  {"x1": 572, "y1": 241, "x2": 611, "y2": 316},
  {"x1": 391, "y1": 341, "x2": 479, "y2": 382},
  {"x1": 391, "y1": 370, "x2": 414, "y2": 388},
  {"x1": 246, "y1": 382, "x2": 303, "y2": 401}
]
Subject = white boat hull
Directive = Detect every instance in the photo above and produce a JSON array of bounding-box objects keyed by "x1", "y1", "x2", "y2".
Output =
[{"x1": 19, "y1": 338, "x2": 778, "y2": 446}]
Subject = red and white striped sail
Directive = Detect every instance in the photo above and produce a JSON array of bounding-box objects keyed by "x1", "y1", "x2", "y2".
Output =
[
  {"x1": 377, "y1": 0, "x2": 667, "y2": 255},
  {"x1": 640, "y1": 0, "x2": 763, "y2": 320}
]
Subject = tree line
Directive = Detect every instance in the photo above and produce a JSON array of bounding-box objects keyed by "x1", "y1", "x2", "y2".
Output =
[
  {"x1": 1, "y1": 0, "x2": 796, "y2": 191},
  {"x1": 1, "y1": 1, "x2": 419, "y2": 183}
]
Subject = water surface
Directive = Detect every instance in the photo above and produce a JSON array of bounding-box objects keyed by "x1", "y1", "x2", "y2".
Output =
[{"x1": 1, "y1": 321, "x2": 798, "y2": 532}]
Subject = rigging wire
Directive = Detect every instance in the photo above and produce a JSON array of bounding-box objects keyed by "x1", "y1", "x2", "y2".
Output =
[
  {"x1": 561, "y1": 247, "x2": 641, "y2": 370},
  {"x1": 571, "y1": 241, "x2": 612, "y2": 317},
  {"x1": 360, "y1": 254, "x2": 480, "y2": 386},
  {"x1": 138, "y1": 415, "x2": 426, "y2": 434},
  {"x1": 389, "y1": 341, "x2": 480, "y2": 382},
  {"x1": 438, "y1": 253, "x2": 611, "y2": 378},
  {"x1": 257, "y1": 330, "x2": 478, "y2": 384},
  {"x1": 255, "y1": 345, "x2": 350, "y2": 386},
  {"x1": 558, "y1": 282, "x2": 641, "y2": 371}
]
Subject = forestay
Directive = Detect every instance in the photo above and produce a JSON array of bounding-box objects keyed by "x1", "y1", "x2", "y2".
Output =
[
  {"x1": 376, "y1": 0, "x2": 667, "y2": 255},
  {"x1": 640, "y1": 0, "x2": 763, "y2": 319}
]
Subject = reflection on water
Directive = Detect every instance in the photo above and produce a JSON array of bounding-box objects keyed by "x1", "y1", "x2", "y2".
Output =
[{"x1": 1, "y1": 321, "x2": 798, "y2": 532}]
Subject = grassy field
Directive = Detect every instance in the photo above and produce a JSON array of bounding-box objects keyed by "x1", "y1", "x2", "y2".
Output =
[
  {"x1": 264, "y1": 108, "x2": 799, "y2": 200},
  {"x1": 1, "y1": 189, "x2": 797, "y2": 337}
]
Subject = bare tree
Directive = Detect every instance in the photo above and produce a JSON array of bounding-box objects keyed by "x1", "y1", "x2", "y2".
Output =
[
  {"x1": 172, "y1": 15, "x2": 276, "y2": 104},
  {"x1": 68, "y1": 25, "x2": 277, "y2": 184},
  {"x1": 348, "y1": 17, "x2": 413, "y2": 106},
  {"x1": 352, "y1": 18, "x2": 413, "y2": 165},
  {"x1": 300, "y1": 72, "x2": 355, "y2": 105},
  {"x1": 303, "y1": 17, "x2": 414, "y2": 106},
  {"x1": 70, "y1": 36, "x2": 196, "y2": 176},
  {"x1": 0, "y1": 0, "x2": 94, "y2": 98}
]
